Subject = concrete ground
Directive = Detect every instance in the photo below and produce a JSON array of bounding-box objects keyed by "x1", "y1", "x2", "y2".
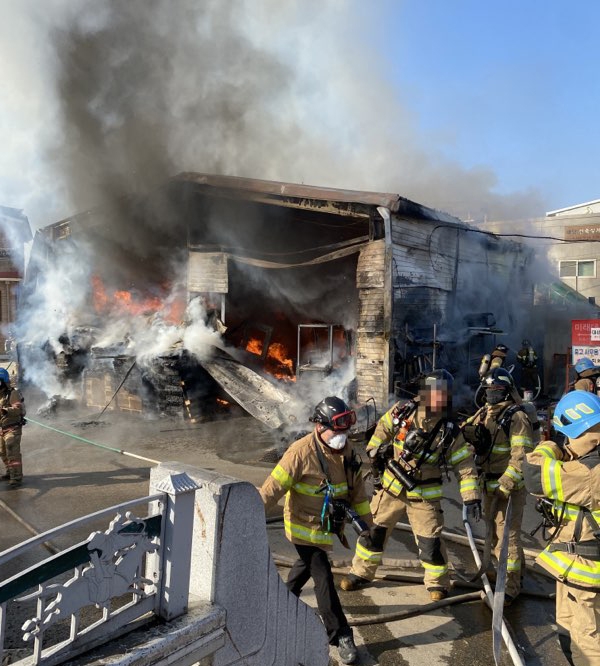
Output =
[{"x1": 0, "y1": 399, "x2": 568, "y2": 666}]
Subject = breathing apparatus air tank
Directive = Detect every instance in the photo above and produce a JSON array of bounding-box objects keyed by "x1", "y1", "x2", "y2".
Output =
[{"x1": 478, "y1": 353, "x2": 491, "y2": 379}]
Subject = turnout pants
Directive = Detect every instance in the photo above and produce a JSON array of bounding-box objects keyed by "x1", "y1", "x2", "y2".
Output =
[
  {"x1": 483, "y1": 486, "x2": 526, "y2": 598},
  {"x1": 349, "y1": 487, "x2": 449, "y2": 591},
  {"x1": 0, "y1": 428, "x2": 22, "y2": 482},
  {"x1": 556, "y1": 581, "x2": 600, "y2": 666},
  {"x1": 286, "y1": 543, "x2": 352, "y2": 646}
]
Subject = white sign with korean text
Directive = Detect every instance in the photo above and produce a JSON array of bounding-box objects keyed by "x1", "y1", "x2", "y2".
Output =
[{"x1": 572, "y1": 346, "x2": 600, "y2": 364}]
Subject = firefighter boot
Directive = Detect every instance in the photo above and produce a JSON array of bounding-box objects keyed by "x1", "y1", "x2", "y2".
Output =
[
  {"x1": 340, "y1": 574, "x2": 370, "y2": 592},
  {"x1": 337, "y1": 634, "x2": 358, "y2": 664},
  {"x1": 429, "y1": 588, "x2": 449, "y2": 602}
]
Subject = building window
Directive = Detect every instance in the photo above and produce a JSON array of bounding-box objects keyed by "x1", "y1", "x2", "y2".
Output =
[{"x1": 559, "y1": 259, "x2": 596, "y2": 278}]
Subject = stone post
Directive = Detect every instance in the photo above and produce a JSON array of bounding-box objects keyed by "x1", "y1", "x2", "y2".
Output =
[{"x1": 150, "y1": 471, "x2": 201, "y2": 621}]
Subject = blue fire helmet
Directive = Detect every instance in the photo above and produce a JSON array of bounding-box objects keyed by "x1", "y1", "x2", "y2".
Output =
[
  {"x1": 552, "y1": 390, "x2": 600, "y2": 439},
  {"x1": 574, "y1": 357, "x2": 597, "y2": 375},
  {"x1": 0, "y1": 368, "x2": 10, "y2": 384}
]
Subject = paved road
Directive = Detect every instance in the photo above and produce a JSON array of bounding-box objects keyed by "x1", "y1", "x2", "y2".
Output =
[{"x1": 0, "y1": 403, "x2": 568, "y2": 665}]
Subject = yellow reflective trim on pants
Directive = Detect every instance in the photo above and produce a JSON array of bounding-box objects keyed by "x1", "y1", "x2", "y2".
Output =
[
  {"x1": 540, "y1": 549, "x2": 600, "y2": 586},
  {"x1": 272, "y1": 464, "x2": 293, "y2": 490},
  {"x1": 421, "y1": 561, "x2": 448, "y2": 575},
  {"x1": 356, "y1": 541, "x2": 383, "y2": 563},
  {"x1": 353, "y1": 500, "x2": 370, "y2": 516},
  {"x1": 284, "y1": 519, "x2": 333, "y2": 546},
  {"x1": 492, "y1": 444, "x2": 510, "y2": 454},
  {"x1": 506, "y1": 558, "x2": 521, "y2": 573}
]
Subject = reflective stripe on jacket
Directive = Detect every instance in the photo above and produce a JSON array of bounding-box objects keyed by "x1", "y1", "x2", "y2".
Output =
[
  {"x1": 524, "y1": 440, "x2": 600, "y2": 588},
  {"x1": 260, "y1": 431, "x2": 372, "y2": 550}
]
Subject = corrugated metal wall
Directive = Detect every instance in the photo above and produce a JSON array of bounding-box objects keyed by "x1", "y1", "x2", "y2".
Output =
[{"x1": 354, "y1": 216, "x2": 532, "y2": 411}]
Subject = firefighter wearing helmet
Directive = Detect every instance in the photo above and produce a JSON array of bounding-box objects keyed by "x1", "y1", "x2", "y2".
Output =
[
  {"x1": 340, "y1": 370, "x2": 481, "y2": 602},
  {"x1": 259, "y1": 396, "x2": 371, "y2": 665},
  {"x1": 524, "y1": 390, "x2": 600, "y2": 665},
  {"x1": 573, "y1": 357, "x2": 600, "y2": 394},
  {"x1": 459, "y1": 367, "x2": 534, "y2": 604},
  {"x1": 0, "y1": 367, "x2": 26, "y2": 488}
]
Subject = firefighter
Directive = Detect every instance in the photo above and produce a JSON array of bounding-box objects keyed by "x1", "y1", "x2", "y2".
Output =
[
  {"x1": 340, "y1": 370, "x2": 481, "y2": 601},
  {"x1": 461, "y1": 367, "x2": 534, "y2": 604},
  {"x1": 0, "y1": 367, "x2": 26, "y2": 488},
  {"x1": 479, "y1": 343, "x2": 509, "y2": 380},
  {"x1": 259, "y1": 396, "x2": 371, "y2": 665},
  {"x1": 523, "y1": 390, "x2": 600, "y2": 666},
  {"x1": 573, "y1": 357, "x2": 600, "y2": 394},
  {"x1": 517, "y1": 339, "x2": 539, "y2": 396}
]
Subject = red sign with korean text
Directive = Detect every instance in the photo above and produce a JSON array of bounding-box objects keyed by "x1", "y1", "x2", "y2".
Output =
[{"x1": 572, "y1": 319, "x2": 600, "y2": 364}]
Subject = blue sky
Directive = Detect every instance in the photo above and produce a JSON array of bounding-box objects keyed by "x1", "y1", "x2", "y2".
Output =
[{"x1": 372, "y1": 1, "x2": 600, "y2": 211}]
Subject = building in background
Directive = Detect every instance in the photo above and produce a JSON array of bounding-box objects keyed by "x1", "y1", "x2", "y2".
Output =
[
  {"x1": 481, "y1": 201, "x2": 600, "y2": 396},
  {"x1": 0, "y1": 206, "x2": 33, "y2": 365},
  {"x1": 545, "y1": 200, "x2": 600, "y2": 305}
]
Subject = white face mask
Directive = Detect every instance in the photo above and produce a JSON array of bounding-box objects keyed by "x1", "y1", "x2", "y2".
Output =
[{"x1": 327, "y1": 433, "x2": 348, "y2": 450}]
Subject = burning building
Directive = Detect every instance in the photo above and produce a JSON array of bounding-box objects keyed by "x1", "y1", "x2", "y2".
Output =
[{"x1": 20, "y1": 174, "x2": 534, "y2": 427}]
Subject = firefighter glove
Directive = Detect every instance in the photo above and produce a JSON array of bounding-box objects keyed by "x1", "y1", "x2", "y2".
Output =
[
  {"x1": 464, "y1": 499, "x2": 482, "y2": 522},
  {"x1": 494, "y1": 485, "x2": 510, "y2": 499}
]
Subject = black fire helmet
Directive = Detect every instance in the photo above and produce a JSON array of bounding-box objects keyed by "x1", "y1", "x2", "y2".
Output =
[
  {"x1": 482, "y1": 367, "x2": 515, "y2": 390},
  {"x1": 310, "y1": 396, "x2": 356, "y2": 431}
]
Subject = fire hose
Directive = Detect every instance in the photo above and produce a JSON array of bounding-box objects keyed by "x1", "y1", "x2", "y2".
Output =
[
  {"x1": 268, "y1": 515, "x2": 551, "y2": 646},
  {"x1": 462, "y1": 503, "x2": 525, "y2": 666},
  {"x1": 25, "y1": 417, "x2": 161, "y2": 465}
]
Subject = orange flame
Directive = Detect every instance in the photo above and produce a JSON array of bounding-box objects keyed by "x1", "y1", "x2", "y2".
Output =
[
  {"x1": 91, "y1": 275, "x2": 186, "y2": 324},
  {"x1": 246, "y1": 338, "x2": 263, "y2": 355},
  {"x1": 245, "y1": 336, "x2": 296, "y2": 381}
]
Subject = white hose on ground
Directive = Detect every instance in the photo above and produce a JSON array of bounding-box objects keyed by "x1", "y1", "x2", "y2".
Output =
[{"x1": 462, "y1": 508, "x2": 525, "y2": 666}]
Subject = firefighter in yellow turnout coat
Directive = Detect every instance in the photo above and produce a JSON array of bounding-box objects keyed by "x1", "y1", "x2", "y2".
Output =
[
  {"x1": 524, "y1": 390, "x2": 600, "y2": 666},
  {"x1": 0, "y1": 368, "x2": 26, "y2": 488},
  {"x1": 260, "y1": 396, "x2": 371, "y2": 665},
  {"x1": 341, "y1": 371, "x2": 481, "y2": 601},
  {"x1": 461, "y1": 367, "x2": 534, "y2": 602}
]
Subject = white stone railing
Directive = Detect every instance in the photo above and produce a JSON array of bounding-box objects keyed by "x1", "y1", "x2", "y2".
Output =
[{"x1": 0, "y1": 465, "x2": 329, "y2": 666}]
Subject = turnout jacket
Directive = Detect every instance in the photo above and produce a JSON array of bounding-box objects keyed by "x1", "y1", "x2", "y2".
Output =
[
  {"x1": 461, "y1": 400, "x2": 534, "y2": 496},
  {"x1": 367, "y1": 403, "x2": 480, "y2": 503},
  {"x1": 260, "y1": 432, "x2": 372, "y2": 551},
  {"x1": 524, "y1": 439, "x2": 600, "y2": 589},
  {"x1": 0, "y1": 385, "x2": 25, "y2": 431},
  {"x1": 574, "y1": 377, "x2": 597, "y2": 393}
]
